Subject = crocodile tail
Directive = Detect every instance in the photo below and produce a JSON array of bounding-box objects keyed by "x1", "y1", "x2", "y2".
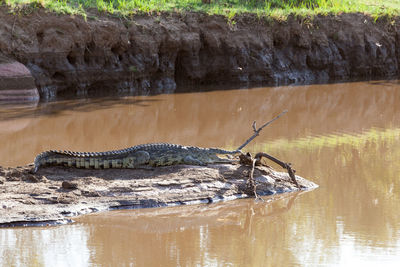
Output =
[
  {"x1": 33, "y1": 151, "x2": 53, "y2": 173},
  {"x1": 33, "y1": 150, "x2": 92, "y2": 172},
  {"x1": 33, "y1": 150, "x2": 130, "y2": 172}
]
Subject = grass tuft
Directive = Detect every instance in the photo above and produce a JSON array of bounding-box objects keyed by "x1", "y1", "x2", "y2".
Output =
[{"x1": 2, "y1": 0, "x2": 400, "y2": 19}]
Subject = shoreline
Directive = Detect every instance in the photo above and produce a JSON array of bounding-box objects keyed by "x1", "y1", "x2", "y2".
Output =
[{"x1": 0, "y1": 163, "x2": 318, "y2": 227}]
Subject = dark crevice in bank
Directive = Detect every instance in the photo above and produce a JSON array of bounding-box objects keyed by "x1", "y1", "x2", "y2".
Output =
[{"x1": 1, "y1": 6, "x2": 400, "y2": 100}]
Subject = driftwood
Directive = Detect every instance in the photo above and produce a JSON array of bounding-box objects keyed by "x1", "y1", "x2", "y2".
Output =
[
  {"x1": 236, "y1": 110, "x2": 300, "y2": 196},
  {"x1": 255, "y1": 152, "x2": 299, "y2": 188}
]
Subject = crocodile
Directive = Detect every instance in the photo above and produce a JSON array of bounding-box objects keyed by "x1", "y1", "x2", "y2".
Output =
[{"x1": 33, "y1": 143, "x2": 243, "y2": 173}]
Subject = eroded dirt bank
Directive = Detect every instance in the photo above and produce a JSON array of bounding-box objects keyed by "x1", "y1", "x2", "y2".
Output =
[
  {"x1": 1, "y1": 6, "x2": 400, "y2": 99},
  {"x1": 0, "y1": 164, "x2": 317, "y2": 226}
]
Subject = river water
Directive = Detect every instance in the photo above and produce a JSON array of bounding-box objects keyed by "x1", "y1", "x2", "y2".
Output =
[{"x1": 1, "y1": 81, "x2": 400, "y2": 266}]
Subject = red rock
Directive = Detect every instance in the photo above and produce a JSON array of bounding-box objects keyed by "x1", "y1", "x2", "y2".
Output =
[{"x1": 0, "y1": 54, "x2": 39, "y2": 102}]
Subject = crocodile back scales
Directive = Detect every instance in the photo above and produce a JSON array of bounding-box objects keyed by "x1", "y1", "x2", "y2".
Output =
[{"x1": 34, "y1": 143, "x2": 241, "y2": 172}]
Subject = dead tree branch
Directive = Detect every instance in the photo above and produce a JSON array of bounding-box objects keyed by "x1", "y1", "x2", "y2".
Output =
[
  {"x1": 236, "y1": 110, "x2": 287, "y2": 151},
  {"x1": 237, "y1": 110, "x2": 300, "y2": 190},
  {"x1": 255, "y1": 152, "x2": 300, "y2": 188}
]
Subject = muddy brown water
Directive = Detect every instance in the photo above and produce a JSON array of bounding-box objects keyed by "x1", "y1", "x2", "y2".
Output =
[{"x1": 1, "y1": 80, "x2": 400, "y2": 266}]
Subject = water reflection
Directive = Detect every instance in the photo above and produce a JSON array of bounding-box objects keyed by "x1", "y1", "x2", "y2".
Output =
[
  {"x1": 1, "y1": 80, "x2": 400, "y2": 266},
  {"x1": 0, "y1": 225, "x2": 90, "y2": 266}
]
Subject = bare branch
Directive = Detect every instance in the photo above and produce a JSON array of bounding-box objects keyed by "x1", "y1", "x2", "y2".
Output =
[
  {"x1": 236, "y1": 110, "x2": 287, "y2": 151},
  {"x1": 255, "y1": 152, "x2": 300, "y2": 188}
]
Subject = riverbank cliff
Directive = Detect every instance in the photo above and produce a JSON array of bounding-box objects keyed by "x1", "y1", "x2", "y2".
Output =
[{"x1": 1, "y1": 6, "x2": 400, "y2": 99}]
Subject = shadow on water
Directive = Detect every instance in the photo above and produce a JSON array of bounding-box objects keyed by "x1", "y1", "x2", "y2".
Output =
[
  {"x1": 367, "y1": 80, "x2": 400, "y2": 87},
  {"x1": 76, "y1": 192, "x2": 301, "y2": 233},
  {"x1": 0, "y1": 97, "x2": 162, "y2": 121},
  {"x1": 175, "y1": 78, "x2": 400, "y2": 93},
  {"x1": 2, "y1": 79, "x2": 399, "y2": 121}
]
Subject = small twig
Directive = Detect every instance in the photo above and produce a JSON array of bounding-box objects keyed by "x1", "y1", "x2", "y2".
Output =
[
  {"x1": 246, "y1": 157, "x2": 259, "y2": 198},
  {"x1": 236, "y1": 110, "x2": 287, "y2": 151},
  {"x1": 255, "y1": 152, "x2": 300, "y2": 188}
]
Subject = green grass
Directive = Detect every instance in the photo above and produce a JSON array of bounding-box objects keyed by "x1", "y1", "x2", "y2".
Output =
[{"x1": 3, "y1": 0, "x2": 400, "y2": 20}]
